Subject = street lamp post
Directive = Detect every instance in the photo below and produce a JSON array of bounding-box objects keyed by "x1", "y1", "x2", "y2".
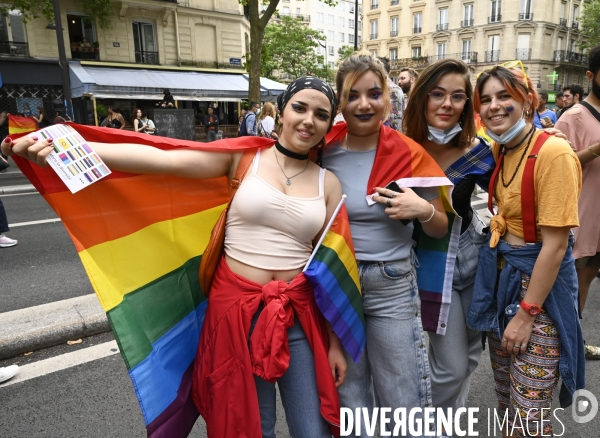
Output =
[
  {"x1": 51, "y1": 0, "x2": 73, "y2": 119},
  {"x1": 354, "y1": 0, "x2": 358, "y2": 51},
  {"x1": 311, "y1": 36, "x2": 328, "y2": 84}
]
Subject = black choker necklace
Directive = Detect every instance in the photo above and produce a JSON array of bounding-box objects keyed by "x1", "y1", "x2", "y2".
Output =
[{"x1": 275, "y1": 141, "x2": 309, "y2": 160}]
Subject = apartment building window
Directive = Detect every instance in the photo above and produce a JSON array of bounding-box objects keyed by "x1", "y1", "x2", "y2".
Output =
[
  {"x1": 413, "y1": 13, "x2": 422, "y2": 34},
  {"x1": 339, "y1": 2, "x2": 345, "y2": 12},
  {"x1": 389, "y1": 48, "x2": 398, "y2": 60},
  {"x1": 572, "y1": 5, "x2": 579, "y2": 28},
  {"x1": 559, "y1": 2, "x2": 567, "y2": 26},
  {"x1": 462, "y1": 39, "x2": 473, "y2": 63},
  {"x1": 329, "y1": 45, "x2": 335, "y2": 56},
  {"x1": 133, "y1": 21, "x2": 158, "y2": 64},
  {"x1": 436, "y1": 42, "x2": 447, "y2": 60},
  {"x1": 391, "y1": 0, "x2": 400, "y2": 5},
  {"x1": 339, "y1": 16, "x2": 345, "y2": 27},
  {"x1": 296, "y1": 8, "x2": 301, "y2": 15},
  {"x1": 282, "y1": 7, "x2": 290, "y2": 16},
  {"x1": 349, "y1": 3, "x2": 355, "y2": 13},
  {"x1": 412, "y1": 46, "x2": 422, "y2": 58},
  {"x1": 328, "y1": 30, "x2": 334, "y2": 40},
  {"x1": 359, "y1": 5, "x2": 362, "y2": 14},
  {"x1": 486, "y1": 35, "x2": 500, "y2": 62},
  {"x1": 358, "y1": 35, "x2": 362, "y2": 44},
  {"x1": 67, "y1": 14, "x2": 98, "y2": 60},
  {"x1": 317, "y1": 45, "x2": 323, "y2": 55},
  {"x1": 370, "y1": 20, "x2": 378, "y2": 39},
  {"x1": 0, "y1": 10, "x2": 28, "y2": 56},
  {"x1": 462, "y1": 3, "x2": 474, "y2": 27},
  {"x1": 328, "y1": 14, "x2": 335, "y2": 25},
  {"x1": 519, "y1": 0, "x2": 533, "y2": 20},
  {"x1": 349, "y1": 34, "x2": 355, "y2": 44},
  {"x1": 371, "y1": 0, "x2": 379, "y2": 10},
  {"x1": 390, "y1": 17, "x2": 399, "y2": 37},
  {"x1": 339, "y1": 32, "x2": 345, "y2": 42},
  {"x1": 349, "y1": 19, "x2": 355, "y2": 28},
  {"x1": 516, "y1": 33, "x2": 531, "y2": 60},
  {"x1": 437, "y1": 8, "x2": 449, "y2": 31},
  {"x1": 370, "y1": 50, "x2": 378, "y2": 57},
  {"x1": 489, "y1": 0, "x2": 501, "y2": 23},
  {"x1": 328, "y1": 61, "x2": 335, "y2": 68},
  {"x1": 317, "y1": 12, "x2": 324, "y2": 22},
  {"x1": 557, "y1": 36, "x2": 563, "y2": 51}
]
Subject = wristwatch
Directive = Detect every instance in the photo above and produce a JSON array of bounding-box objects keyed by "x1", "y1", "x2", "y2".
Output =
[{"x1": 520, "y1": 300, "x2": 542, "y2": 316}]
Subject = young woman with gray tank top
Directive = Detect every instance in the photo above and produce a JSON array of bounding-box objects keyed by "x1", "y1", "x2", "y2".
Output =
[{"x1": 3, "y1": 77, "x2": 347, "y2": 438}]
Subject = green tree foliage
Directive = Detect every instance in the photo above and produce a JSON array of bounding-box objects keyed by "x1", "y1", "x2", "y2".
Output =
[
  {"x1": 262, "y1": 15, "x2": 326, "y2": 80},
  {"x1": 580, "y1": 0, "x2": 600, "y2": 50},
  {"x1": 0, "y1": 0, "x2": 111, "y2": 29},
  {"x1": 337, "y1": 45, "x2": 356, "y2": 64}
]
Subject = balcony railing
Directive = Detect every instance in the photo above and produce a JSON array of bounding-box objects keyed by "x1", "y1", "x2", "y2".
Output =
[
  {"x1": 485, "y1": 50, "x2": 500, "y2": 62},
  {"x1": 553, "y1": 50, "x2": 588, "y2": 64},
  {"x1": 390, "y1": 30, "x2": 398, "y2": 37},
  {"x1": 461, "y1": 19, "x2": 474, "y2": 27},
  {"x1": 436, "y1": 23, "x2": 449, "y2": 31},
  {"x1": 0, "y1": 41, "x2": 29, "y2": 56},
  {"x1": 391, "y1": 0, "x2": 399, "y2": 4},
  {"x1": 519, "y1": 13, "x2": 533, "y2": 20},
  {"x1": 370, "y1": 33, "x2": 378, "y2": 39},
  {"x1": 516, "y1": 48, "x2": 532, "y2": 60},
  {"x1": 135, "y1": 50, "x2": 159, "y2": 64},
  {"x1": 71, "y1": 46, "x2": 99, "y2": 60},
  {"x1": 559, "y1": 18, "x2": 567, "y2": 26},
  {"x1": 572, "y1": 21, "x2": 579, "y2": 30},
  {"x1": 390, "y1": 52, "x2": 478, "y2": 70},
  {"x1": 370, "y1": 1, "x2": 378, "y2": 9},
  {"x1": 413, "y1": 27, "x2": 422, "y2": 34},
  {"x1": 293, "y1": 14, "x2": 310, "y2": 21},
  {"x1": 488, "y1": 15, "x2": 502, "y2": 23}
]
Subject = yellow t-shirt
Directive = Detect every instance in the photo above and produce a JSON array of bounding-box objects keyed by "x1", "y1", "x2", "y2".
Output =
[{"x1": 490, "y1": 130, "x2": 581, "y2": 245}]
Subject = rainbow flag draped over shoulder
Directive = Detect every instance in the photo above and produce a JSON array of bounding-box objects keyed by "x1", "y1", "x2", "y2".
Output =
[
  {"x1": 475, "y1": 113, "x2": 492, "y2": 144},
  {"x1": 304, "y1": 200, "x2": 365, "y2": 363},
  {"x1": 8, "y1": 114, "x2": 38, "y2": 135},
  {"x1": 10, "y1": 123, "x2": 365, "y2": 437},
  {"x1": 325, "y1": 123, "x2": 461, "y2": 335}
]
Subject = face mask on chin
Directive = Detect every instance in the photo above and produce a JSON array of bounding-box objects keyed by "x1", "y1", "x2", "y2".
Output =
[
  {"x1": 427, "y1": 123, "x2": 463, "y2": 145},
  {"x1": 485, "y1": 109, "x2": 528, "y2": 145}
]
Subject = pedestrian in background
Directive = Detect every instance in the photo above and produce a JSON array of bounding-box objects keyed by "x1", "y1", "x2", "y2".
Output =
[
  {"x1": 0, "y1": 196, "x2": 18, "y2": 247},
  {"x1": 133, "y1": 108, "x2": 147, "y2": 133},
  {"x1": 239, "y1": 102, "x2": 259, "y2": 136},
  {"x1": 0, "y1": 365, "x2": 19, "y2": 383},
  {"x1": 378, "y1": 56, "x2": 405, "y2": 133},
  {"x1": 101, "y1": 106, "x2": 125, "y2": 130},
  {"x1": 141, "y1": 112, "x2": 155, "y2": 135},
  {"x1": 256, "y1": 102, "x2": 278, "y2": 140},
  {"x1": 203, "y1": 107, "x2": 219, "y2": 142},
  {"x1": 554, "y1": 91, "x2": 565, "y2": 115},
  {"x1": 34, "y1": 107, "x2": 50, "y2": 128},
  {"x1": 156, "y1": 89, "x2": 175, "y2": 108},
  {"x1": 533, "y1": 91, "x2": 557, "y2": 128}
]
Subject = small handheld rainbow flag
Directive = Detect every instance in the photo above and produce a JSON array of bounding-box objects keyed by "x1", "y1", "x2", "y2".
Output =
[{"x1": 304, "y1": 196, "x2": 365, "y2": 363}]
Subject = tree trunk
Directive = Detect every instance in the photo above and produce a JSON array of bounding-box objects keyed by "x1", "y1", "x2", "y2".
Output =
[{"x1": 248, "y1": 0, "x2": 279, "y2": 103}]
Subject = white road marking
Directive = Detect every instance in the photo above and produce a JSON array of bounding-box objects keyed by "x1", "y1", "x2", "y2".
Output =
[
  {"x1": 0, "y1": 341, "x2": 119, "y2": 387},
  {"x1": 9, "y1": 218, "x2": 61, "y2": 227},
  {"x1": 1, "y1": 192, "x2": 40, "y2": 197}
]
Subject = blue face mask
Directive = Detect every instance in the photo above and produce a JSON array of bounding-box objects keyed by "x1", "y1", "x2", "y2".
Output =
[
  {"x1": 427, "y1": 124, "x2": 463, "y2": 145},
  {"x1": 486, "y1": 115, "x2": 527, "y2": 145}
]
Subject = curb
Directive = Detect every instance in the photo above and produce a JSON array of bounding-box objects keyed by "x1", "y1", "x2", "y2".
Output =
[
  {"x1": 0, "y1": 184, "x2": 37, "y2": 195},
  {"x1": 0, "y1": 294, "x2": 110, "y2": 360}
]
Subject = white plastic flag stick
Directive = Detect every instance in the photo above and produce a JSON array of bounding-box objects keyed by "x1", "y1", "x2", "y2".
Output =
[{"x1": 303, "y1": 195, "x2": 347, "y2": 272}]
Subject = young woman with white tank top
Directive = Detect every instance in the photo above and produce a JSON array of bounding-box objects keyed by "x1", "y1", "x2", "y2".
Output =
[{"x1": 3, "y1": 77, "x2": 348, "y2": 438}]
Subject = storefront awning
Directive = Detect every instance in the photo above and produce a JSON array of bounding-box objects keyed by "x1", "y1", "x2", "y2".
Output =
[{"x1": 69, "y1": 62, "x2": 287, "y2": 102}]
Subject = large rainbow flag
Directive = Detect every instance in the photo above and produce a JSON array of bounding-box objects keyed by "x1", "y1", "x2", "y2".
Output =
[
  {"x1": 8, "y1": 114, "x2": 38, "y2": 135},
  {"x1": 325, "y1": 123, "x2": 460, "y2": 335},
  {"x1": 8, "y1": 123, "x2": 365, "y2": 437}
]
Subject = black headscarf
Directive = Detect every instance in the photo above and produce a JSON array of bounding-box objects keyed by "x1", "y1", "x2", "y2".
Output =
[{"x1": 277, "y1": 76, "x2": 336, "y2": 128}]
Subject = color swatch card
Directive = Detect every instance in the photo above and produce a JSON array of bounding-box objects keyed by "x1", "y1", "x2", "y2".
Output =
[{"x1": 33, "y1": 124, "x2": 111, "y2": 194}]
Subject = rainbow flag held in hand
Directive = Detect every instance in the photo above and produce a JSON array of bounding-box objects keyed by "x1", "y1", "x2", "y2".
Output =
[
  {"x1": 304, "y1": 198, "x2": 365, "y2": 363},
  {"x1": 8, "y1": 114, "x2": 38, "y2": 135},
  {"x1": 475, "y1": 113, "x2": 492, "y2": 144}
]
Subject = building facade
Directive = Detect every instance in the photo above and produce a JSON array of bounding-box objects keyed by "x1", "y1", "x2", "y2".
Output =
[
  {"x1": 362, "y1": 0, "x2": 589, "y2": 101},
  {"x1": 0, "y1": 0, "x2": 253, "y2": 128}
]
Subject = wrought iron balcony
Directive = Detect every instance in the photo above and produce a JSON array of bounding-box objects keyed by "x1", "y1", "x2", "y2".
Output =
[
  {"x1": 559, "y1": 18, "x2": 567, "y2": 27},
  {"x1": 371, "y1": 1, "x2": 378, "y2": 9},
  {"x1": 553, "y1": 50, "x2": 588, "y2": 64},
  {"x1": 519, "y1": 13, "x2": 533, "y2": 20},
  {"x1": 572, "y1": 21, "x2": 579, "y2": 30},
  {"x1": 135, "y1": 50, "x2": 159, "y2": 64},
  {"x1": 71, "y1": 46, "x2": 100, "y2": 61},
  {"x1": 461, "y1": 51, "x2": 478, "y2": 64},
  {"x1": 488, "y1": 15, "x2": 502, "y2": 23},
  {"x1": 461, "y1": 19, "x2": 474, "y2": 27},
  {"x1": 413, "y1": 27, "x2": 422, "y2": 34},
  {"x1": 0, "y1": 41, "x2": 29, "y2": 56},
  {"x1": 293, "y1": 14, "x2": 310, "y2": 21},
  {"x1": 391, "y1": 0, "x2": 399, "y2": 4},
  {"x1": 390, "y1": 30, "x2": 398, "y2": 37},
  {"x1": 390, "y1": 52, "x2": 478, "y2": 70},
  {"x1": 485, "y1": 50, "x2": 500, "y2": 62},
  {"x1": 370, "y1": 33, "x2": 378, "y2": 39},
  {"x1": 436, "y1": 23, "x2": 449, "y2": 31},
  {"x1": 516, "y1": 48, "x2": 532, "y2": 60}
]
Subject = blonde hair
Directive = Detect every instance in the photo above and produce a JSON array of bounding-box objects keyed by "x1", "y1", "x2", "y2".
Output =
[
  {"x1": 335, "y1": 53, "x2": 390, "y2": 121},
  {"x1": 259, "y1": 102, "x2": 276, "y2": 120}
]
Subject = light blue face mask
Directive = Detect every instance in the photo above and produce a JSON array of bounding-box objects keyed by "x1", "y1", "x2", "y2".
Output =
[
  {"x1": 486, "y1": 115, "x2": 527, "y2": 145},
  {"x1": 427, "y1": 123, "x2": 463, "y2": 145}
]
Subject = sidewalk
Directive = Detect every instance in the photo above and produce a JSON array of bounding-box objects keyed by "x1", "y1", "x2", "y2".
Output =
[{"x1": 0, "y1": 295, "x2": 109, "y2": 360}]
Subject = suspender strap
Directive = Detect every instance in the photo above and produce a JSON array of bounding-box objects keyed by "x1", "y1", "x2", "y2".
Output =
[
  {"x1": 521, "y1": 132, "x2": 550, "y2": 243},
  {"x1": 487, "y1": 151, "x2": 503, "y2": 215}
]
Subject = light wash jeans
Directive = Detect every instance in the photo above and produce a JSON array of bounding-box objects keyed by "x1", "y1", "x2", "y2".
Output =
[
  {"x1": 338, "y1": 255, "x2": 432, "y2": 437},
  {"x1": 428, "y1": 214, "x2": 487, "y2": 419},
  {"x1": 252, "y1": 311, "x2": 332, "y2": 438}
]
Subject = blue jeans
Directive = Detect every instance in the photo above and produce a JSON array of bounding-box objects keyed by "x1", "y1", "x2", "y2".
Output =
[
  {"x1": 428, "y1": 215, "x2": 486, "y2": 416},
  {"x1": 252, "y1": 310, "x2": 331, "y2": 438},
  {"x1": 338, "y1": 255, "x2": 432, "y2": 437}
]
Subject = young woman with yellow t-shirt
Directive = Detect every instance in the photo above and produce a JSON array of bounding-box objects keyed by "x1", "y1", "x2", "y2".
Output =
[{"x1": 468, "y1": 65, "x2": 585, "y2": 437}]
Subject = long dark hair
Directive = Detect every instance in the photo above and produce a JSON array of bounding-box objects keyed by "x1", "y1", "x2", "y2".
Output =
[{"x1": 403, "y1": 58, "x2": 476, "y2": 148}]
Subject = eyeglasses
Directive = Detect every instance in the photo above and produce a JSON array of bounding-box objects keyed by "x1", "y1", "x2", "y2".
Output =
[
  {"x1": 476, "y1": 60, "x2": 529, "y2": 89},
  {"x1": 428, "y1": 91, "x2": 469, "y2": 105}
]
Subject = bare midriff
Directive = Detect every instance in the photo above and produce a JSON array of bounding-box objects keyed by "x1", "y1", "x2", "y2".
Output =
[
  {"x1": 501, "y1": 230, "x2": 527, "y2": 246},
  {"x1": 225, "y1": 255, "x2": 303, "y2": 285}
]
